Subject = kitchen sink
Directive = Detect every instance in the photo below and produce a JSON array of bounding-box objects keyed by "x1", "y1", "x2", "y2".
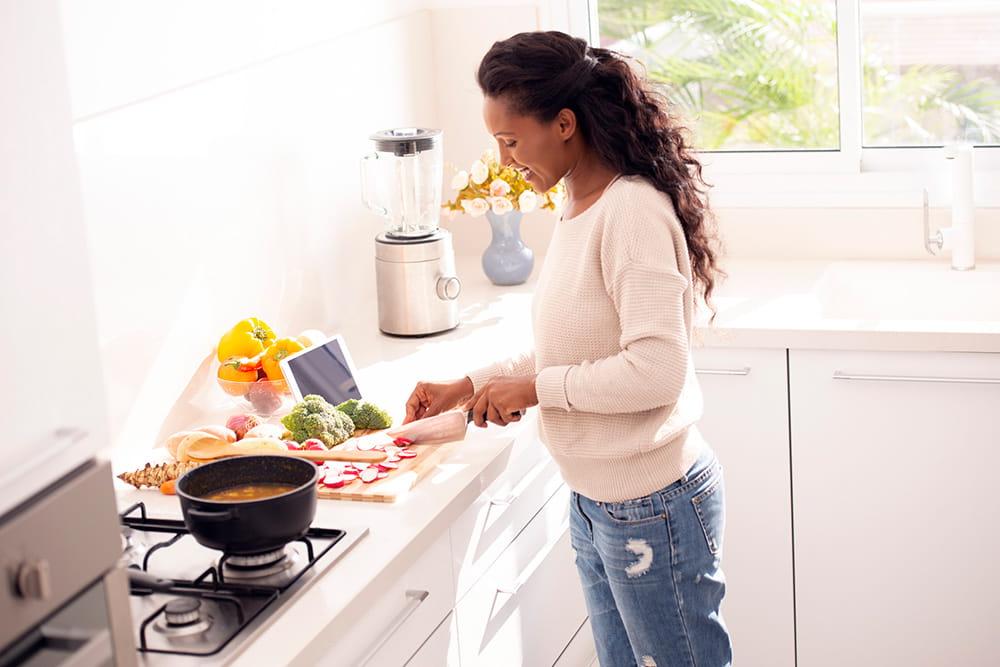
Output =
[{"x1": 815, "y1": 262, "x2": 1000, "y2": 322}]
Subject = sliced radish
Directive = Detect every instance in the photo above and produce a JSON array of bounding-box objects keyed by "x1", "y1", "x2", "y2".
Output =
[
  {"x1": 359, "y1": 468, "x2": 379, "y2": 483},
  {"x1": 285, "y1": 440, "x2": 301, "y2": 450},
  {"x1": 397, "y1": 449, "x2": 418, "y2": 459},
  {"x1": 356, "y1": 439, "x2": 375, "y2": 451},
  {"x1": 393, "y1": 437, "x2": 414, "y2": 446},
  {"x1": 303, "y1": 439, "x2": 326, "y2": 451},
  {"x1": 377, "y1": 461, "x2": 399, "y2": 470},
  {"x1": 321, "y1": 473, "x2": 345, "y2": 488},
  {"x1": 376, "y1": 472, "x2": 388, "y2": 479}
]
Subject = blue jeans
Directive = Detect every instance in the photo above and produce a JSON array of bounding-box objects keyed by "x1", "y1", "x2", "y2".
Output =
[{"x1": 569, "y1": 448, "x2": 733, "y2": 667}]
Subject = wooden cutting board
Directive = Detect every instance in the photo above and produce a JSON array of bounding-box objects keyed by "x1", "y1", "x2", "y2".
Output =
[{"x1": 316, "y1": 431, "x2": 464, "y2": 503}]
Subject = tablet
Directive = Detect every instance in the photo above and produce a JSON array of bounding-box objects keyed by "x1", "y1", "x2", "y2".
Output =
[{"x1": 279, "y1": 334, "x2": 364, "y2": 405}]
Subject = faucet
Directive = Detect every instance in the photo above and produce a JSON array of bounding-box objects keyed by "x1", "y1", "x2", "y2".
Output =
[{"x1": 924, "y1": 143, "x2": 976, "y2": 270}]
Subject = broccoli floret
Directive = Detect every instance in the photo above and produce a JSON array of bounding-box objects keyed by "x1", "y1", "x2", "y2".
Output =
[
  {"x1": 336, "y1": 399, "x2": 392, "y2": 430},
  {"x1": 335, "y1": 399, "x2": 360, "y2": 418},
  {"x1": 281, "y1": 394, "x2": 354, "y2": 448},
  {"x1": 353, "y1": 402, "x2": 393, "y2": 430}
]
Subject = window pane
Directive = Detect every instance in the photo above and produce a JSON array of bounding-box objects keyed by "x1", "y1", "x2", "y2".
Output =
[
  {"x1": 595, "y1": 0, "x2": 840, "y2": 151},
  {"x1": 861, "y1": 0, "x2": 1000, "y2": 146}
]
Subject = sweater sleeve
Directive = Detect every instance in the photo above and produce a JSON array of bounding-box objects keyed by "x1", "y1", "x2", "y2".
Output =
[
  {"x1": 535, "y1": 194, "x2": 693, "y2": 414},
  {"x1": 466, "y1": 350, "x2": 536, "y2": 394},
  {"x1": 535, "y1": 264, "x2": 690, "y2": 413}
]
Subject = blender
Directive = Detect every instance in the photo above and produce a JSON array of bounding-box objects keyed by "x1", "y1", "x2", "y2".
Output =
[{"x1": 361, "y1": 128, "x2": 461, "y2": 336}]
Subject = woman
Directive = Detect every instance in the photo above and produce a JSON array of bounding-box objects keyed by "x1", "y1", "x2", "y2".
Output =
[{"x1": 403, "y1": 31, "x2": 731, "y2": 666}]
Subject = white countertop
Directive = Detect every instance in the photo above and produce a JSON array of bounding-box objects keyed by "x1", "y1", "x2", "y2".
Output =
[{"x1": 113, "y1": 253, "x2": 999, "y2": 662}]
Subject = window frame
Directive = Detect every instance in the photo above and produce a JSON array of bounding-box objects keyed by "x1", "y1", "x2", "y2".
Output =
[{"x1": 548, "y1": 0, "x2": 1000, "y2": 207}]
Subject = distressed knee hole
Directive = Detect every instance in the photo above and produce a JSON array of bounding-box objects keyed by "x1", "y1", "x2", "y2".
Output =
[{"x1": 624, "y1": 538, "x2": 653, "y2": 578}]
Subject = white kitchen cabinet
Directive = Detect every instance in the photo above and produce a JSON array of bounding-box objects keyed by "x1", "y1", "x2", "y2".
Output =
[
  {"x1": 790, "y1": 350, "x2": 1000, "y2": 667},
  {"x1": 450, "y1": 417, "x2": 564, "y2": 600},
  {"x1": 693, "y1": 347, "x2": 795, "y2": 667},
  {"x1": 1, "y1": 0, "x2": 111, "y2": 516},
  {"x1": 323, "y1": 528, "x2": 455, "y2": 667},
  {"x1": 552, "y1": 617, "x2": 597, "y2": 667},
  {"x1": 405, "y1": 611, "x2": 460, "y2": 666},
  {"x1": 455, "y1": 484, "x2": 587, "y2": 666}
]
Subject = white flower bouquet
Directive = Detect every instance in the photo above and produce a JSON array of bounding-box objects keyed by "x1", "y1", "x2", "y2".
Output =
[{"x1": 444, "y1": 149, "x2": 564, "y2": 217}]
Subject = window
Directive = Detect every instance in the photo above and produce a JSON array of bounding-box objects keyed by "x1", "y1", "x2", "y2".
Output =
[
  {"x1": 860, "y1": 0, "x2": 1000, "y2": 147},
  {"x1": 590, "y1": 0, "x2": 1000, "y2": 154}
]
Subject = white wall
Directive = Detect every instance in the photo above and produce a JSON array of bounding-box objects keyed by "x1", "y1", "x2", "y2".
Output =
[{"x1": 63, "y1": 3, "x2": 436, "y2": 452}]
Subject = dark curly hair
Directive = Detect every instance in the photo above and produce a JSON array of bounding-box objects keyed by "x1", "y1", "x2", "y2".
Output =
[{"x1": 477, "y1": 31, "x2": 723, "y2": 314}]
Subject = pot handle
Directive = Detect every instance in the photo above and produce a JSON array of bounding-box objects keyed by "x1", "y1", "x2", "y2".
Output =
[{"x1": 187, "y1": 507, "x2": 236, "y2": 521}]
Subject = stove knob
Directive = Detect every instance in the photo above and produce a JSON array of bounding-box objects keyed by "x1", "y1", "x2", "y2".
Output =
[
  {"x1": 15, "y1": 560, "x2": 52, "y2": 600},
  {"x1": 436, "y1": 276, "x2": 461, "y2": 301}
]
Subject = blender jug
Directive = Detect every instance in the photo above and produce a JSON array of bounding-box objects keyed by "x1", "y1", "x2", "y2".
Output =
[{"x1": 361, "y1": 128, "x2": 443, "y2": 239}]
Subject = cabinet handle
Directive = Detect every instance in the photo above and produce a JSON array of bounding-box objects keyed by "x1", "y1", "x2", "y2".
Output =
[
  {"x1": 357, "y1": 590, "x2": 429, "y2": 666},
  {"x1": 833, "y1": 371, "x2": 1000, "y2": 385},
  {"x1": 695, "y1": 367, "x2": 751, "y2": 376},
  {"x1": 489, "y1": 457, "x2": 552, "y2": 508},
  {"x1": 496, "y1": 521, "x2": 569, "y2": 596}
]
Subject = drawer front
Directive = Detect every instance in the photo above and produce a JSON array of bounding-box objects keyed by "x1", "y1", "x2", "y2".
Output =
[
  {"x1": 553, "y1": 617, "x2": 597, "y2": 667},
  {"x1": 325, "y1": 529, "x2": 455, "y2": 667},
  {"x1": 456, "y1": 484, "x2": 587, "y2": 666},
  {"x1": 451, "y1": 417, "x2": 564, "y2": 599},
  {"x1": 404, "y1": 610, "x2": 460, "y2": 667}
]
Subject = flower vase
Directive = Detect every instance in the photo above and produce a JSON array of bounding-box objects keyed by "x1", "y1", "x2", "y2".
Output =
[{"x1": 482, "y1": 210, "x2": 533, "y2": 286}]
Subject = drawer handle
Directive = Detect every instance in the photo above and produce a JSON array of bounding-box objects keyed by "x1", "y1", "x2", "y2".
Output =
[
  {"x1": 356, "y1": 590, "x2": 429, "y2": 666},
  {"x1": 832, "y1": 371, "x2": 1000, "y2": 385},
  {"x1": 496, "y1": 521, "x2": 569, "y2": 596},
  {"x1": 489, "y1": 457, "x2": 551, "y2": 508},
  {"x1": 695, "y1": 367, "x2": 751, "y2": 376}
]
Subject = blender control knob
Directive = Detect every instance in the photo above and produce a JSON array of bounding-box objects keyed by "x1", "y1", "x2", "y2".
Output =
[{"x1": 437, "y1": 276, "x2": 461, "y2": 301}]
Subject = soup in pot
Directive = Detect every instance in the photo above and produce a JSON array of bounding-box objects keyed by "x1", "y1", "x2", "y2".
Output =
[{"x1": 203, "y1": 483, "x2": 298, "y2": 501}]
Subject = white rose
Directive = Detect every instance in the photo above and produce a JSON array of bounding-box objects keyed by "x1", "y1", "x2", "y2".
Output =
[
  {"x1": 517, "y1": 190, "x2": 538, "y2": 213},
  {"x1": 490, "y1": 197, "x2": 514, "y2": 215},
  {"x1": 451, "y1": 170, "x2": 469, "y2": 190},
  {"x1": 470, "y1": 160, "x2": 489, "y2": 185},
  {"x1": 489, "y1": 178, "x2": 512, "y2": 197},
  {"x1": 461, "y1": 197, "x2": 490, "y2": 217}
]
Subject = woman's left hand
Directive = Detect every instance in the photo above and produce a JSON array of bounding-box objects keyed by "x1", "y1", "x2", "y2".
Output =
[{"x1": 466, "y1": 375, "x2": 539, "y2": 427}]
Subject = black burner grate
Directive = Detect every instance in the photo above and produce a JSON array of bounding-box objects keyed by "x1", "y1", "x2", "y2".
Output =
[{"x1": 119, "y1": 502, "x2": 345, "y2": 657}]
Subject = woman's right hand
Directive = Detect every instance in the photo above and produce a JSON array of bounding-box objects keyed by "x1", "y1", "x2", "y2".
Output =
[{"x1": 403, "y1": 377, "x2": 475, "y2": 424}]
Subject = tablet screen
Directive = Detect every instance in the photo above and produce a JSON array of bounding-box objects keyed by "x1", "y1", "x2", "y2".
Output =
[{"x1": 283, "y1": 337, "x2": 363, "y2": 405}]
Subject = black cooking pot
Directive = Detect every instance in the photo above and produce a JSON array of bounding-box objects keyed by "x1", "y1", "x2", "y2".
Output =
[{"x1": 176, "y1": 455, "x2": 319, "y2": 555}]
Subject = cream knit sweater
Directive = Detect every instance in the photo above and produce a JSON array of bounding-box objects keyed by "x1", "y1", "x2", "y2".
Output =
[{"x1": 467, "y1": 175, "x2": 706, "y2": 503}]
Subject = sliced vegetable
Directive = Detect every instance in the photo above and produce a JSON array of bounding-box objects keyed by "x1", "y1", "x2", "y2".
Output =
[
  {"x1": 359, "y1": 468, "x2": 379, "y2": 483},
  {"x1": 397, "y1": 449, "x2": 418, "y2": 459}
]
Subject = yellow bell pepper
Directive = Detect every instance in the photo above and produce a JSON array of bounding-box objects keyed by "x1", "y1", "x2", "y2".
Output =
[
  {"x1": 262, "y1": 337, "x2": 304, "y2": 382},
  {"x1": 217, "y1": 318, "x2": 275, "y2": 362},
  {"x1": 217, "y1": 358, "x2": 259, "y2": 395}
]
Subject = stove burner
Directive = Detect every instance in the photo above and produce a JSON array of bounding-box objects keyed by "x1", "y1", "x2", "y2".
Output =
[
  {"x1": 165, "y1": 598, "x2": 202, "y2": 626},
  {"x1": 219, "y1": 546, "x2": 301, "y2": 581},
  {"x1": 154, "y1": 598, "x2": 212, "y2": 637}
]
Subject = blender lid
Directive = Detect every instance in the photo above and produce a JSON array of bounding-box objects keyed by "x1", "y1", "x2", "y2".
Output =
[{"x1": 370, "y1": 128, "x2": 442, "y2": 156}]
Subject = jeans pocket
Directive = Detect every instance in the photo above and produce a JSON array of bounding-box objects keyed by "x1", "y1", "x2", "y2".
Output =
[
  {"x1": 600, "y1": 495, "x2": 664, "y2": 526},
  {"x1": 691, "y1": 467, "x2": 725, "y2": 556}
]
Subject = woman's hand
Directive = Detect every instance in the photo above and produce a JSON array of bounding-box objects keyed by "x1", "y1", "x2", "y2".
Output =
[
  {"x1": 403, "y1": 377, "x2": 475, "y2": 424},
  {"x1": 466, "y1": 375, "x2": 538, "y2": 428}
]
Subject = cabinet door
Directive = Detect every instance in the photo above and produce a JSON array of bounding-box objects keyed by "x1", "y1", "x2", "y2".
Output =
[
  {"x1": 790, "y1": 350, "x2": 1000, "y2": 667},
  {"x1": 405, "y1": 611, "x2": 460, "y2": 667},
  {"x1": 318, "y1": 529, "x2": 455, "y2": 667},
  {"x1": 693, "y1": 347, "x2": 795, "y2": 667},
  {"x1": 455, "y1": 484, "x2": 586, "y2": 666}
]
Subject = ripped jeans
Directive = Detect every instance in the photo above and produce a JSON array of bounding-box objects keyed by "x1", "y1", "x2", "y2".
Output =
[{"x1": 569, "y1": 448, "x2": 733, "y2": 667}]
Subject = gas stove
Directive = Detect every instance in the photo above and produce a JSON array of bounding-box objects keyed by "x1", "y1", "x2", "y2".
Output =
[{"x1": 119, "y1": 502, "x2": 367, "y2": 663}]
